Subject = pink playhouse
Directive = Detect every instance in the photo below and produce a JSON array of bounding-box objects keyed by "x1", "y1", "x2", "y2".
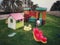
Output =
[{"x1": 8, "y1": 13, "x2": 24, "y2": 30}]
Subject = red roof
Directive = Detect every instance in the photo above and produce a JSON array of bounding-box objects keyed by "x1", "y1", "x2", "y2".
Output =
[{"x1": 10, "y1": 13, "x2": 24, "y2": 20}]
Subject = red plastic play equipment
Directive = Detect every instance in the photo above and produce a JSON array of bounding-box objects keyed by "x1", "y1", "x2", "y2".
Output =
[
  {"x1": 29, "y1": 11, "x2": 39, "y2": 19},
  {"x1": 33, "y1": 28, "x2": 47, "y2": 43},
  {"x1": 24, "y1": 10, "x2": 39, "y2": 19},
  {"x1": 24, "y1": 7, "x2": 47, "y2": 25}
]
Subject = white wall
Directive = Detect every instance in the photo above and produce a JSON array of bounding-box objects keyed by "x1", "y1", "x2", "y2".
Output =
[{"x1": 31, "y1": 0, "x2": 57, "y2": 11}]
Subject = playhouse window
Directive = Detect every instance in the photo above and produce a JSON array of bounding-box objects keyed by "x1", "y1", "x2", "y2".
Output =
[
  {"x1": 17, "y1": 20, "x2": 20, "y2": 23},
  {"x1": 17, "y1": 19, "x2": 23, "y2": 23},
  {"x1": 10, "y1": 19, "x2": 13, "y2": 23},
  {"x1": 20, "y1": 19, "x2": 23, "y2": 21}
]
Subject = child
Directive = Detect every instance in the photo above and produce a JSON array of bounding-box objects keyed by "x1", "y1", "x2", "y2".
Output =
[{"x1": 36, "y1": 18, "x2": 40, "y2": 26}]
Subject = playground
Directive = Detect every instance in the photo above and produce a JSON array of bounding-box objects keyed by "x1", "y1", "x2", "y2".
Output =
[
  {"x1": 0, "y1": 14, "x2": 60, "y2": 45},
  {"x1": 0, "y1": 0, "x2": 60, "y2": 45}
]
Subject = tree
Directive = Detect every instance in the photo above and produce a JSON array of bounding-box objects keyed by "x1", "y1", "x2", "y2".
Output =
[{"x1": 1, "y1": 0, "x2": 24, "y2": 13}]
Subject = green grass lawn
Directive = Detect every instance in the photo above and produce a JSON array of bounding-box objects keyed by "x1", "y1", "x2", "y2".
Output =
[{"x1": 0, "y1": 14, "x2": 60, "y2": 45}]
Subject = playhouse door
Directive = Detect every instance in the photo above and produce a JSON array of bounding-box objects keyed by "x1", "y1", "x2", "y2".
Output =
[{"x1": 8, "y1": 17, "x2": 16, "y2": 29}]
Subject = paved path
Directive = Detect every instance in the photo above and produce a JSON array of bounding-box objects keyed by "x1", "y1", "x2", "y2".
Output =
[
  {"x1": 47, "y1": 11, "x2": 60, "y2": 17},
  {"x1": 0, "y1": 14, "x2": 9, "y2": 20}
]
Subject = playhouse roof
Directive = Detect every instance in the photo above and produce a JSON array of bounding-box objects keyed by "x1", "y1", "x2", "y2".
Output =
[{"x1": 10, "y1": 13, "x2": 24, "y2": 20}]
